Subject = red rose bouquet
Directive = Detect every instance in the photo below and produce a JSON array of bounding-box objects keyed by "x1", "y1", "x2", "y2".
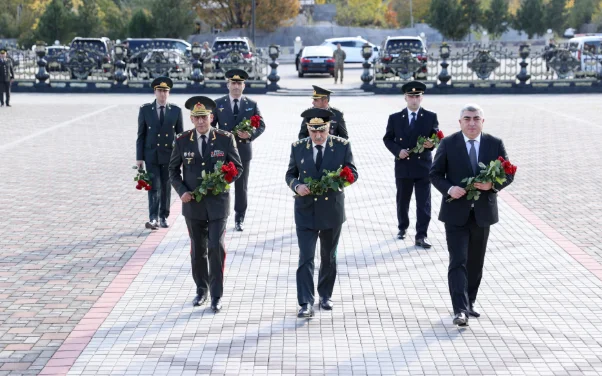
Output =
[
  {"x1": 447, "y1": 156, "x2": 517, "y2": 202},
  {"x1": 233, "y1": 115, "x2": 262, "y2": 134},
  {"x1": 409, "y1": 130, "x2": 445, "y2": 154},
  {"x1": 133, "y1": 166, "x2": 153, "y2": 191},
  {"x1": 192, "y1": 161, "x2": 239, "y2": 202},
  {"x1": 303, "y1": 166, "x2": 356, "y2": 196}
]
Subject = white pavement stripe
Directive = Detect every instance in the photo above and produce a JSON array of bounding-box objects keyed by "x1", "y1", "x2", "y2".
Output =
[{"x1": 0, "y1": 104, "x2": 118, "y2": 152}]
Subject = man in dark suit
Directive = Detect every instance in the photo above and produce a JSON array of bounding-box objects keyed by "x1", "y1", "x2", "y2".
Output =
[
  {"x1": 169, "y1": 96, "x2": 243, "y2": 312},
  {"x1": 430, "y1": 104, "x2": 514, "y2": 326},
  {"x1": 211, "y1": 69, "x2": 266, "y2": 232},
  {"x1": 298, "y1": 85, "x2": 349, "y2": 140},
  {"x1": 383, "y1": 81, "x2": 439, "y2": 248},
  {"x1": 136, "y1": 77, "x2": 184, "y2": 229},
  {"x1": 0, "y1": 49, "x2": 15, "y2": 107},
  {"x1": 286, "y1": 108, "x2": 358, "y2": 318}
]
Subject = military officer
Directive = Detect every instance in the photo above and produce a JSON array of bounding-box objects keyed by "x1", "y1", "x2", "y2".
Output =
[
  {"x1": 0, "y1": 49, "x2": 15, "y2": 107},
  {"x1": 136, "y1": 77, "x2": 184, "y2": 229},
  {"x1": 332, "y1": 44, "x2": 346, "y2": 84},
  {"x1": 298, "y1": 85, "x2": 349, "y2": 140},
  {"x1": 286, "y1": 108, "x2": 358, "y2": 318},
  {"x1": 383, "y1": 81, "x2": 439, "y2": 248},
  {"x1": 169, "y1": 96, "x2": 243, "y2": 312},
  {"x1": 211, "y1": 69, "x2": 266, "y2": 232}
]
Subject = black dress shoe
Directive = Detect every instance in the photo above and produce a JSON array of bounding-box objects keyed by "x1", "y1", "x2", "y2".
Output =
[
  {"x1": 319, "y1": 297, "x2": 333, "y2": 310},
  {"x1": 415, "y1": 238, "x2": 432, "y2": 249},
  {"x1": 145, "y1": 220, "x2": 158, "y2": 230},
  {"x1": 235, "y1": 221, "x2": 244, "y2": 231},
  {"x1": 192, "y1": 294, "x2": 208, "y2": 307},
  {"x1": 453, "y1": 312, "x2": 469, "y2": 326},
  {"x1": 297, "y1": 304, "x2": 314, "y2": 318},
  {"x1": 467, "y1": 303, "x2": 480, "y2": 318},
  {"x1": 159, "y1": 218, "x2": 169, "y2": 228},
  {"x1": 397, "y1": 230, "x2": 407, "y2": 239},
  {"x1": 211, "y1": 298, "x2": 222, "y2": 312}
]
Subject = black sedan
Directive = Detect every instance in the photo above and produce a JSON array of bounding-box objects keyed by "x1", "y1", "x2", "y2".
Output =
[{"x1": 298, "y1": 46, "x2": 335, "y2": 78}]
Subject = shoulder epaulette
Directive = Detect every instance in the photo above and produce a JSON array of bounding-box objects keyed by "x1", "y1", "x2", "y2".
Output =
[
  {"x1": 215, "y1": 128, "x2": 232, "y2": 137},
  {"x1": 176, "y1": 130, "x2": 193, "y2": 140},
  {"x1": 331, "y1": 135, "x2": 349, "y2": 145},
  {"x1": 329, "y1": 106, "x2": 342, "y2": 114},
  {"x1": 293, "y1": 137, "x2": 310, "y2": 147},
  {"x1": 140, "y1": 103, "x2": 151, "y2": 108}
]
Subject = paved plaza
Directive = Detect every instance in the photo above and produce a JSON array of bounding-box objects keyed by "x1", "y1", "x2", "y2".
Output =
[{"x1": 1, "y1": 92, "x2": 602, "y2": 375}]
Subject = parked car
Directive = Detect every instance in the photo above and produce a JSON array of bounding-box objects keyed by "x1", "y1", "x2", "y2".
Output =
[
  {"x1": 142, "y1": 49, "x2": 187, "y2": 79},
  {"x1": 124, "y1": 38, "x2": 191, "y2": 78},
  {"x1": 378, "y1": 36, "x2": 428, "y2": 78},
  {"x1": 295, "y1": 47, "x2": 304, "y2": 71},
  {"x1": 69, "y1": 37, "x2": 114, "y2": 79},
  {"x1": 45, "y1": 46, "x2": 70, "y2": 72},
  {"x1": 211, "y1": 36, "x2": 257, "y2": 77},
  {"x1": 297, "y1": 46, "x2": 335, "y2": 78},
  {"x1": 320, "y1": 36, "x2": 379, "y2": 63},
  {"x1": 568, "y1": 35, "x2": 602, "y2": 76}
]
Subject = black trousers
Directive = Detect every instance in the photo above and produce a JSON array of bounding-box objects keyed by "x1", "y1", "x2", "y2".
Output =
[
  {"x1": 0, "y1": 82, "x2": 10, "y2": 105},
  {"x1": 146, "y1": 162, "x2": 171, "y2": 221},
  {"x1": 185, "y1": 217, "x2": 227, "y2": 298},
  {"x1": 444, "y1": 211, "x2": 490, "y2": 314},
  {"x1": 296, "y1": 224, "x2": 342, "y2": 306},
  {"x1": 234, "y1": 159, "x2": 250, "y2": 218},
  {"x1": 396, "y1": 177, "x2": 431, "y2": 239}
]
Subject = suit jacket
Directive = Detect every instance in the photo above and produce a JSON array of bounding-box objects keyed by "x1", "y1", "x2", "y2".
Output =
[
  {"x1": 285, "y1": 136, "x2": 358, "y2": 230},
  {"x1": 430, "y1": 131, "x2": 514, "y2": 227},
  {"x1": 211, "y1": 95, "x2": 266, "y2": 161},
  {"x1": 0, "y1": 58, "x2": 14, "y2": 82},
  {"x1": 298, "y1": 106, "x2": 349, "y2": 140},
  {"x1": 169, "y1": 128, "x2": 243, "y2": 221},
  {"x1": 383, "y1": 108, "x2": 439, "y2": 178},
  {"x1": 136, "y1": 100, "x2": 184, "y2": 165}
]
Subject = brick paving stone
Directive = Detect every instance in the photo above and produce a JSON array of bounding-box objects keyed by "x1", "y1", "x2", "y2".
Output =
[{"x1": 2, "y1": 94, "x2": 602, "y2": 375}]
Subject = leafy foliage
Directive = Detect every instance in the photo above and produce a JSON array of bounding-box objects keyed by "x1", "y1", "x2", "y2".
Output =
[{"x1": 513, "y1": 0, "x2": 545, "y2": 38}]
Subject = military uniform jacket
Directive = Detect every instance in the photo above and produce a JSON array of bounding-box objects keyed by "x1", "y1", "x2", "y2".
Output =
[
  {"x1": 169, "y1": 128, "x2": 243, "y2": 221},
  {"x1": 298, "y1": 106, "x2": 348, "y2": 140},
  {"x1": 211, "y1": 95, "x2": 266, "y2": 161},
  {"x1": 0, "y1": 58, "x2": 14, "y2": 82},
  {"x1": 137, "y1": 100, "x2": 184, "y2": 165},
  {"x1": 383, "y1": 107, "x2": 439, "y2": 179},
  {"x1": 285, "y1": 136, "x2": 358, "y2": 230}
]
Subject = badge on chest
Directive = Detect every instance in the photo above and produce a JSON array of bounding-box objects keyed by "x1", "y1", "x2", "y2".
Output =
[
  {"x1": 184, "y1": 151, "x2": 195, "y2": 164},
  {"x1": 211, "y1": 150, "x2": 225, "y2": 158}
]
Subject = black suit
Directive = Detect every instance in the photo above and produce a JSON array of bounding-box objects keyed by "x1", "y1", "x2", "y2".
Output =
[
  {"x1": 298, "y1": 106, "x2": 348, "y2": 140},
  {"x1": 169, "y1": 128, "x2": 243, "y2": 298},
  {"x1": 285, "y1": 136, "x2": 358, "y2": 306},
  {"x1": 430, "y1": 131, "x2": 513, "y2": 314},
  {"x1": 0, "y1": 57, "x2": 14, "y2": 106},
  {"x1": 383, "y1": 107, "x2": 439, "y2": 239},
  {"x1": 136, "y1": 100, "x2": 183, "y2": 221},
  {"x1": 212, "y1": 95, "x2": 266, "y2": 221}
]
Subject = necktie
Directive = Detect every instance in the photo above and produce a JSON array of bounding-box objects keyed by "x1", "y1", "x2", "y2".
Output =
[
  {"x1": 200, "y1": 135, "x2": 207, "y2": 156},
  {"x1": 315, "y1": 145, "x2": 323, "y2": 171},
  {"x1": 468, "y1": 140, "x2": 478, "y2": 175},
  {"x1": 233, "y1": 99, "x2": 239, "y2": 116},
  {"x1": 410, "y1": 112, "x2": 416, "y2": 128},
  {"x1": 159, "y1": 106, "x2": 165, "y2": 125}
]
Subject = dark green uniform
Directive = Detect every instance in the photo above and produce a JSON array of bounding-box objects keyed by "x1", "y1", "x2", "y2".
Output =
[
  {"x1": 298, "y1": 106, "x2": 348, "y2": 140},
  {"x1": 0, "y1": 53, "x2": 14, "y2": 106},
  {"x1": 285, "y1": 135, "x2": 358, "y2": 308}
]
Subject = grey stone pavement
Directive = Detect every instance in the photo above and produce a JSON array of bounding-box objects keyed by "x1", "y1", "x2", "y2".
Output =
[{"x1": 1, "y1": 92, "x2": 602, "y2": 375}]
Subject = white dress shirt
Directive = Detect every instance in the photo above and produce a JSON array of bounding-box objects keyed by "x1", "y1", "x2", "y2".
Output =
[
  {"x1": 312, "y1": 141, "x2": 327, "y2": 162},
  {"x1": 229, "y1": 95, "x2": 242, "y2": 112},
  {"x1": 197, "y1": 129, "x2": 211, "y2": 155},
  {"x1": 447, "y1": 133, "x2": 482, "y2": 196},
  {"x1": 156, "y1": 102, "x2": 167, "y2": 118},
  {"x1": 405, "y1": 107, "x2": 421, "y2": 122}
]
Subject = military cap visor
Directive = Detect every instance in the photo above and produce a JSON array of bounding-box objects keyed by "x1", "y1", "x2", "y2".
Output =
[
  {"x1": 225, "y1": 69, "x2": 248, "y2": 82},
  {"x1": 185, "y1": 96, "x2": 216, "y2": 116},
  {"x1": 152, "y1": 76, "x2": 173, "y2": 91},
  {"x1": 301, "y1": 108, "x2": 334, "y2": 131},
  {"x1": 401, "y1": 80, "x2": 426, "y2": 95},
  {"x1": 311, "y1": 85, "x2": 332, "y2": 99}
]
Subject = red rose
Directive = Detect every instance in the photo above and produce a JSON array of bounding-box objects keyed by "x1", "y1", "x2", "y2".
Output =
[
  {"x1": 340, "y1": 166, "x2": 355, "y2": 184},
  {"x1": 145, "y1": 185, "x2": 152, "y2": 191},
  {"x1": 436, "y1": 130, "x2": 444, "y2": 140},
  {"x1": 136, "y1": 184, "x2": 142, "y2": 190},
  {"x1": 497, "y1": 156, "x2": 506, "y2": 162},
  {"x1": 250, "y1": 115, "x2": 261, "y2": 129},
  {"x1": 140, "y1": 180, "x2": 148, "y2": 187}
]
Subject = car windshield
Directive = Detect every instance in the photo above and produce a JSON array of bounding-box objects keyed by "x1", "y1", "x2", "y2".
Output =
[
  {"x1": 583, "y1": 40, "x2": 601, "y2": 54},
  {"x1": 385, "y1": 40, "x2": 423, "y2": 52},
  {"x1": 71, "y1": 40, "x2": 106, "y2": 52},
  {"x1": 212, "y1": 41, "x2": 249, "y2": 52},
  {"x1": 154, "y1": 40, "x2": 189, "y2": 53}
]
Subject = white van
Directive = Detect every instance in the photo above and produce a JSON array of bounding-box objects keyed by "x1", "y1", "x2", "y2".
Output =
[
  {"x1": 321, "y1": 36, "x2": 379, "y2": 63},
  {"x1": 568, "y1": 35, "x2": 602, "y2": 76}
]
